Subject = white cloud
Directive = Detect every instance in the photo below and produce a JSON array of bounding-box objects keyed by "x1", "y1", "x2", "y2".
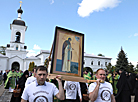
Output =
[
  {"x1": 27, "y1": 49, "x2": 35, "y2": 53},
  {"x1": 111, "y1": 59, "x2": 116, "y2": 66},
  {"x1": 26, "y1": 50, "x2": 40, "y2": 57},
  {"x1": 26, "y1": 52, "x2": 36, "y2": 57},
  {"x1": 134, "y1": 33, "x2": 138, "y2": 36},
  {"x1": 78, "y1": 0, "x2": 121, "y2": 17},
  {"x1": 50, "y1": 0, "x2": 54, "y2": 4},
  {"x1": 26, "y1": 49, "x2": 36, "y2": 57},
  {"x1": 33, "y1": 44, "x2": 41, "y2": 50}
]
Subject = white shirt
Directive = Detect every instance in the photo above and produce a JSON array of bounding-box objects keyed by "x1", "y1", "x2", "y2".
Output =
[
  {"x1": 89, "y1": 81, "x2": 113, "y2": 102},
  {"x1": 25, "y1": 76, "x2": 36, "y2": 87},
  {"x1": 64, "y1": 81, "x2": 82, "y2": 99},
  {"x1": 22, "y1": 81, "x2": 59, "y2": 102}
]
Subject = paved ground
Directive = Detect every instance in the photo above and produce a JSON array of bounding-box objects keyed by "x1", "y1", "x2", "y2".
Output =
[
  {"x1": 0, "y1": 82, "x2": 135, "y2": 102},
  {"x1": 0, "y1": 83, "x2": 12, "y2": 102}
]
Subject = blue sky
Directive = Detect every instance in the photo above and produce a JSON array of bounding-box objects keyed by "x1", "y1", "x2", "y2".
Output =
[{"x1": 0, "y1": 0, "x2": 138, "y2": 66}]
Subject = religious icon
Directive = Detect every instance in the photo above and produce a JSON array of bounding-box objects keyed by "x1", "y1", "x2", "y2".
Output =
[
  {"x1": 50, "y1": 26, "x2": 84, "y2": 77},
  {"x1": 62, "y1": 37, "x2": 72, "y2": 72}
]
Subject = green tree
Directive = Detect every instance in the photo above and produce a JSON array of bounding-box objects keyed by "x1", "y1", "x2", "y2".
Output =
[
  {"x1": 32, "y1": 62, "x2": 35, "y2": 68},
  {"x1": 106, "y1": 63, "x2": 115, "y2": 73},
  {"x1": 0, "y1": 46, "x2": 6, "y2": 55},
  {"x1": 28, "y1": 62, "x2": 32, "y2": 71},
  {"x1": 97, "y1": 53, "x2": 105, "y2": 57},
  {"x1": 106, "y1": 63, "x2": 112, "y2": 71},
  {"x1": 135, "y1": 63, "x2": 138, "y2": 73},
  {"x1": 28, "y1": 62, "x2": 35, "y2": 71},
  {"x1": 115, "y1": 47, "x2": 129, "y2": 72},
  {"x1": 128, "y1": 62, "x2": 134, "y2": 73}
]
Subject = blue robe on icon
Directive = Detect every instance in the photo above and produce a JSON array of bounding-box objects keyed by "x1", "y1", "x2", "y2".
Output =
[{"x1": 61, "y1": 38, "x2": 72, "y2": 72}]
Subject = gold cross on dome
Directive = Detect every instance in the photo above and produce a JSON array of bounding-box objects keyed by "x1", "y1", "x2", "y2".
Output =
[{"x1": 19, "y1": 1, "x2": 23, "y2": 7}]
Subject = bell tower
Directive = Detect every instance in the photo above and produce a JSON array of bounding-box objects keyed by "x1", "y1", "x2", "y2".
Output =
[{"x1": 6, "y1": 1, "x2": 28, "y2": 59}]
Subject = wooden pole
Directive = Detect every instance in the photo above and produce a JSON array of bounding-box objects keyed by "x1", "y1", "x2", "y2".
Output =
[
  {"x1": 46, "y1": 42, "x2": 53, "y2": 69},
  {"x1": 48, "y1": 74, "x2": 104, "y2": 83}
]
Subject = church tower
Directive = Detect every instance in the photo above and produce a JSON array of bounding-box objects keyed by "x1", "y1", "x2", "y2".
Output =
[
  {"x1": 6, "y1": 2, "x2": 28, "y2": 71},
  {"x1": 8, "y1": 2, "x2": 27, "y2": 51}
]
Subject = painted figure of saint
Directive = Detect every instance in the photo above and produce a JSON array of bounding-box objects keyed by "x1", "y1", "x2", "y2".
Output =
[{"x1": 62, "y1": 38, "x2": 72, "y2": 72}]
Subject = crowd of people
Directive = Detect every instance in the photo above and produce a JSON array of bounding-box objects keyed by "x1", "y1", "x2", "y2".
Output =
[{"x1": 1, "y1": 67, "x2": 138, "y2": 102}]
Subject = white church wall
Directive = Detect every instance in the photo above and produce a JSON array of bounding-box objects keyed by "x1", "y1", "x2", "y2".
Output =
[
  {"x1": 84, "y1": 57, "x2": 111, "y2": 72},
  {"x1": 37, "y1": 54, "x2": 44, "y2": 65},
  {"x1": 6, "y1": 50, "x2": 27, "y2": 59},
  {"x1": 0, "y1": 58, "x2": 8, "y2": 71},
  {"x1": 24, "y1": 59, "x2": 41, "y2": 71},
  {"x1": 8, "y1": 56, "x2": 23, "y2": 71},
  {"x1": 37, "y1": 53, "x2": 49, "y2": 65}
]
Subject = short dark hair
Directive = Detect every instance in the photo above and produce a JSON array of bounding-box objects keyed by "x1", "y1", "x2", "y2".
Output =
[
  {"x1": 36, "y1": 65, "x2": 48, "y2": 73},
  {"x1": 119, "y1": 69, "x2": 123, "y2": 71},
  {"x1": 32, "y1": 67, "x2": 37, "y2": 72},
  {"x1": 85, "y1": 70, "x2": 89, "y2": 73}
]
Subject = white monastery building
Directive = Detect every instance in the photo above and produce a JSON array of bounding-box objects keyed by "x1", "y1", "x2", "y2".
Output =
[{"x1": 0, "y1": 5, "x2": 112, "y2": 72}]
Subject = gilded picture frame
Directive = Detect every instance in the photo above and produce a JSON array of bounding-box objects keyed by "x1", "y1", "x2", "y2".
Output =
[{"x1": 50, "y1": 26, "x2": 84, "y2": 77}]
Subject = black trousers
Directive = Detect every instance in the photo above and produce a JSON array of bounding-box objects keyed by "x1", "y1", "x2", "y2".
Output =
[{"x1": 65, "y1": 99, "x2": 78, "y2": 102}]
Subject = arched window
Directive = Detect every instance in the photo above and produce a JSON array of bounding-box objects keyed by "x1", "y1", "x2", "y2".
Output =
[
  {"x1": 15, "y1": 32, "x2": 21, "y2": 42},
  {"x1": 91, "y1": 61, "x2": 93, "y2": 65},
  {"x1": 98, "y1": 61, "x2": 100, "y2": 66},
  {"x1": 12, "y1": 62, "x2": 20, "y2": 71},
  {"x1": 105, "y1": 62, "x2": 107, "y2": 66}
]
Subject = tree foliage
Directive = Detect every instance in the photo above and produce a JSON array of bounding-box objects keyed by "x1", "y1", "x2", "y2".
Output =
[
  {"x1": 135, "y1": 63, "x2": 138, "y2": 73},
  {"x1": 28, "y1": 62, "x2": 35, "y2": 71},
  {"x1": 97, "y1": 53, "x2": 105, "y2": 57},
  {"x1": 0, "y1": 46, "x2": 6, "y2": 55},
  {"x1": 44, "y1": 58, "x2": 49, "y2": 68},
  {"x1": 106, "y1": 63, "x2": 115, "y2": 73},
  {"x1": 128, "y1": 62, "x2": 134, "y2": 73},
  {"x1": 115, "y1": 47, "x2": 129, "y2": 72}
]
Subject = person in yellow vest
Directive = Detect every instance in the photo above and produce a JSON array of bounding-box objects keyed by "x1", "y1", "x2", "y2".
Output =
[
  {"x1": 19, "y1": 70, "x2": 23, "y2": 78},
  {"x1": 107, "y1": 72, "x2": 113, "y2": 84},
  {"x1": 83, "y1": 70, "x2": 91, "y2": 80},
  {"x1": 113, "y1": 71, "x2": 120, "y2": 95}
]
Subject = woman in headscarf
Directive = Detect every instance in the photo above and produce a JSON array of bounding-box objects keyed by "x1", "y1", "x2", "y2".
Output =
[
  {"x1": 128, "y1": 73, "x2": 136, "y2": 95},
  {"x1": 134, "y1": 74, "x2": 138, "y2": 102},
  {"x1": 10, "y1": 70, "x2": 29, "y2": 102},
  {"x1": 115, "y1": 71, "x2": 132, "y2": 102}
]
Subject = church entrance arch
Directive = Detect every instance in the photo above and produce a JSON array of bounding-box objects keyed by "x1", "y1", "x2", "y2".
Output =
[{"x1": 11, "y1": 62, "x2": 20, "y2": 71}]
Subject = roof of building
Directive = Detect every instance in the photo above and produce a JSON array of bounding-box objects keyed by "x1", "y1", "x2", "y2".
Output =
[
  {"x1": 12, "y1": 19, "x2": 25, "y2": 26},
  {"x1": 84, "y1": 52, "x2": 112, "y2": 59},
  {"x1": 25, "y1": 56, "x2": 41, "y2": 60},
  {"x1": 40, "y1": 50, "x2": 50, "y2": 53},
  {"x1": 36, "y1": 50, "x2": 50, "y2": 57},
  {"x1": 12, "y1": 7, "x2": 25, "y2": 26},
  {"x1": 17, "y1": 7, "x2": 23, "y2": 14},
  {"x1": 35, "y1": 50, "x2": 111, "y2": 59}
]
